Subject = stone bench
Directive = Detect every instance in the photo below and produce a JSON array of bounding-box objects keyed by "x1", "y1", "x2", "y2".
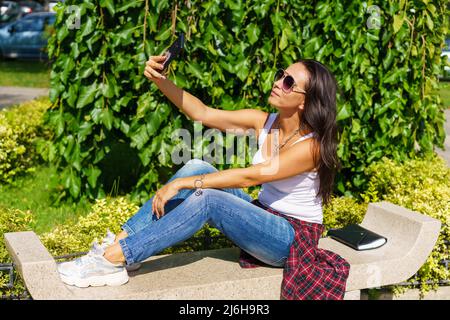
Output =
[{"x1": 4, "y1": 201, "x2": 441, "y2": 300}]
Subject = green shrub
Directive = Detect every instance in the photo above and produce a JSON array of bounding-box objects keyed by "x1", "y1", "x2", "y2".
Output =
[
  {"x1": 361, "y1": 155, "x2": 450, "y2": 297},
  {"x1": 323, "y1": 196, "x2": 367, "y2": 231},
  {"x1": 0, "y1": 98, "x2": 50, "y2": 184},
  {"x1": 319, "y1": 155, "x2": 449, "y2": 297},
  {"x1": 0, "y1": 207, "x2": 34, "y2": 298},
  {"x1": 40, "y1": 194, "x2": 247, "y2": 257},
  {"x1": 41, "y1": 196, "x2": 139, "y2": 256}
]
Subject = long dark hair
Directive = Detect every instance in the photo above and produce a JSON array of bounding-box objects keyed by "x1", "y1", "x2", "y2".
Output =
[{"x1": 298, "y1": 59, "x2": 340, "y2": 206}]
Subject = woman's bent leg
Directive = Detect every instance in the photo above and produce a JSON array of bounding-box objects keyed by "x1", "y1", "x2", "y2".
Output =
[
  {"x1": 119, "y1": 189, "x2": 294, "y2": 267},
  {"x1": 121, "y1": 159, "x2": 253, "y2": 237}
]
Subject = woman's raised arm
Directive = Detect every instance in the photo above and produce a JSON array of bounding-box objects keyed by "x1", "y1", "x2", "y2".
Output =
[{"x1": 145, "y1": 55, "x2": 268, "y2": 135}]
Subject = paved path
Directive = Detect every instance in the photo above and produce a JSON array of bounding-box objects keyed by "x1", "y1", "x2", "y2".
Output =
[
  {"x1": 435, "y1": 109, "x2": 450, "y2": 167},
  {"x1": 0, "y1": 86, "x2": 49, "y2": 110}
]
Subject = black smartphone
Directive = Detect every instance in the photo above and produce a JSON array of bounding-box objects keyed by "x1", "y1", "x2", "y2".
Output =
[{"x1": 161, "y1": 32, "x2": 185, "y2": 72}]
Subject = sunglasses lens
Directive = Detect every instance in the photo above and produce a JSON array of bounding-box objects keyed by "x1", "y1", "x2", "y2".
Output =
[{"x1": 283, "y1": 75, "x2": 294, "y2": 91}]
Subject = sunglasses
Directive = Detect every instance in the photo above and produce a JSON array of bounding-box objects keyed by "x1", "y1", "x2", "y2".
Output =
[{"x1": 274, "y1": 69, "x2": 307, "y2": 94}]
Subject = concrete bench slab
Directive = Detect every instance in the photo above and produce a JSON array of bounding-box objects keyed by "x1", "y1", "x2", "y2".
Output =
[{"x1": 4, "y1": 201, "x2": 441, "y2": 300}]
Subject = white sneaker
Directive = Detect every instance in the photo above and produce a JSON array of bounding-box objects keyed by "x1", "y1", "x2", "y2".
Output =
[
  {"x1": 100, "y1": 229, "x2": 116, "y2": 249},
  {"x1": 57, "y1": 242, "x2": 128, "y2": 288},
  {"x1": 100, "y1": 229, "x2": 142, "y2": 272}
]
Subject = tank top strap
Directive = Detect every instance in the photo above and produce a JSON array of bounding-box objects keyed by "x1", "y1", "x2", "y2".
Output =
[
  {"x1": 291, "y1": 132, "x2": 317, "y2": 145},
  {"x1": 258, "y1": 113, "x2": 278, "y2": 146}
]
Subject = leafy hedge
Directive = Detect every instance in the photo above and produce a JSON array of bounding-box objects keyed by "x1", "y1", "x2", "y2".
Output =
[
  {"x1": 40, "y1": 196, "x2": 139, "y2": 255},
  {"x1": 40, "y1": 195, "x2": 237, "y2": 257},
  {"x1": 0, "y1": 98, "x2": 50, "y2": 184},
  {"x1": 45, "y1": 0, "x2": 448, "y2": 202},
  {"x1": 0, "y1": 207, "x2": 33, "y2": 298},
  {"x1": 325, "y1": 155, "x2": 450, "y2": 297},
  {"x1": 361, "y1": 155, "x2": 449, "y2": 297}
]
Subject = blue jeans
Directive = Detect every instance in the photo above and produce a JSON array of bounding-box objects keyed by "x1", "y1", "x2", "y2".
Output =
[{"x1": 119, "y1": 159, "x2": 295, "y2": 267}]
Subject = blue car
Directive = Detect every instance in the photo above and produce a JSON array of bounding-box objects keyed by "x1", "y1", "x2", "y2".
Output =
[{"x1": 0, "y1": 12, "x2": 55, "y2": 60}]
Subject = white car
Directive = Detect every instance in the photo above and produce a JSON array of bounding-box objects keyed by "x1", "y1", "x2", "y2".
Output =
[
  {"x1": 48, "y1": 0, "x2": 64, "y2": 12},
  {"x1": 442, "y1": 38, "x2": 450, "y2": 79},
  {"x1": 439, "y1": 39, "x2": 450, "y2": 79}
]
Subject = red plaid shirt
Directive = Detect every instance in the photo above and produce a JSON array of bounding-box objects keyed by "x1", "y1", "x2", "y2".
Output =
[{"x1": 239, "y1": 199, "x2": 351, "y2": 300}]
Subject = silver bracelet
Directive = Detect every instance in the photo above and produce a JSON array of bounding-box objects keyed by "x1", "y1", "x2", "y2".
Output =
[{"x1": 194, "y1": 174, "x2": 205, "y2": 196}]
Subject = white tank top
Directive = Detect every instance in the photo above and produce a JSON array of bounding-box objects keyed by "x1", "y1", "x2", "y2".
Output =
[{"x1": 251, "y1": 113, "x2": 323, "y2": 224}]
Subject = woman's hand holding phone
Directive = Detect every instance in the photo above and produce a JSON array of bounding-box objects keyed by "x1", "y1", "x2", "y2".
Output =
[{"x1": 144, "y1": 55, "x2": 168, "y2": 81}]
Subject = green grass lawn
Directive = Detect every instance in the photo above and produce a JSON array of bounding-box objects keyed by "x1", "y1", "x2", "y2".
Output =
[
  {"x1": 0, "y1": 165, "x2": 92, "y2": 234},
  {"x1": 0, "y1": 59, "x2": 50, "y2": 88}
]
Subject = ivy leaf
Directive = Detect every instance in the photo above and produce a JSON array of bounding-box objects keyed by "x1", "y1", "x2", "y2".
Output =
[
  {"x1": 81, "y1": 16, "x2": 95, "y2": 38},
  {"x1": 90, "y1": 107, "x2": 102, "y2": 124},
  {"x1": 117, "y1": 1, "x2": 141, "y2": 13},
  {"x1": 425, "y1": 13, "x2": 434, "y2": 30},
  {"x1": 76, "y1": 83, "x2": 98, "y2": 109},
  {"x1": 246, "y1": 23, "x2": 260, "y2": 45},
  {"x1": 130, "y1": 126, "x2": 150, "y2": 150},
  {"x1": 138, "y1": 146, "x2": 153, "y2": 166},
  {"x1": 49, "y1": 87, "x2": 59, "y2": 103},
  {"x1": 78, "y1": 121, "x2": 93, "y2": 141},
  {"x1": 393, "y1": 15, "x2": 404, "y2": 34},
  {"x1": 187, "y1": 62, "x2": 204, "y2": 79},
  {"x1": 66, "y1": 84, "x2": 78, "y2": 107},
  {"x1": 86, "y1": 165, "x2": 101, "y2": 188},
  {"x1": 63, "y1": 135, "x2": 75, "y2": 161},
  {"x1": 67, "y1": 169, "x2": 81, "y2": 198},
  {"x1": 57, "y1": 25, "x2": 69, "y2": 41},
  {"x1": 337, "y1": 103, "x2": 351, "y2": 121},
  {"x1": 146, "y1": 111, "x2": 163, "y2": 136},
  {"x1": 155, "y1": 28, "x2": 172, "y2": 41},
  {"x1": 100, "y1": 0, "x2": 115, "y2": 16},
  {"x1": 120, "y1": 120, "x2": 130, "y2": 135},
  {"x1": 279, "y1": 29, "x2": 289, "y2": 51},
  {"x1": 70, "y1": 42, "x2": 79, "y2": 59},
  {"x1": 54, "y1": 113, "x2": 65, "y2": 137},
  {"x1": 235, "y1": 59, "x2": 249, "y2": 81},
  {"x1": 383, "y1": 69, "x2": 402, "y2": 84},
  {"x1": 61, "y1": 57, "x2": 75, "y2": 84},
  {"x1": 101, "y1": 82, "x2": 114, "y2": 99},
  {"x1": 270, "y1": 11, "x2": 283, "y2": 35},
  {"x1": 72, "y1": 145, "x2": 82, "y2": 171},
  {"x1": 383, "y1": 50, "x2": 394, "y2": 70},
  {"x1": 158, "y1": 140, "x2": 171, "y2": 166},
  {"x1": 101, "y1": 108, "x2": 114, "y2": 130}
]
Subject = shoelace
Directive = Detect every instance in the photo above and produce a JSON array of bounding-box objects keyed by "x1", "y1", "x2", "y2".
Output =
[
  {"x1": 72, "y1": 230, "x2": 115, "y2": 267},
  {"x1": 75, "y1": 241, "x2": 102, "y2": 266}
]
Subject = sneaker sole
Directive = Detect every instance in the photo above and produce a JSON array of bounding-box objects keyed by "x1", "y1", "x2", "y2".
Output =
[
  {"x1": 125, "y1": 263, "x2": 142, "y2": 272},
  {"x1": 60, "y1": 269, "x2": 129, "y2": 288}
]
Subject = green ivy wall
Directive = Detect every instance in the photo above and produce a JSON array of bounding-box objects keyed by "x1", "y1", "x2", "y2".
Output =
[{"x1": 44, "y1": 0, "x2": 448, "y2": 202}]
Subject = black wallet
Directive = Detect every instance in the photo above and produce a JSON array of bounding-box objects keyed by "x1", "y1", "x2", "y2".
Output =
[{"x1": 327, "y1": 224, "x2": 387, "y2": 251}]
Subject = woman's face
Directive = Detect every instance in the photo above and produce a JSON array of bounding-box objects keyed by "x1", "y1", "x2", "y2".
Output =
[{"x1": 268, "y1": 62, "x2": 309, "y2": 112}]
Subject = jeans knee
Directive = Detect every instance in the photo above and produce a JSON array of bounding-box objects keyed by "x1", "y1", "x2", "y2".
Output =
[
  {"x1": 180, "y1": 159, "x2": 218, "y2": 176},
  {"x1": 186, "y1": 158, "x2": 215, "y2": 168}
]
